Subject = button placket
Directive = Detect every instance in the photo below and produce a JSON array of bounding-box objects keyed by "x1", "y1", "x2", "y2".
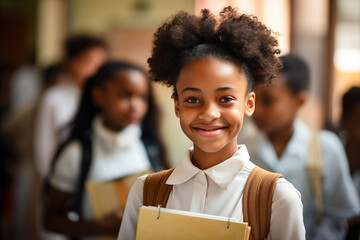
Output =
[{"x1": 189, "y1": 171, "x2": 207, "y2": 213}]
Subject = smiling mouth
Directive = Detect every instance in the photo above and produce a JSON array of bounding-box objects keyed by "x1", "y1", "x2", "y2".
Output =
[{"x1": 193, "y1": 126, "x2": 227, "y2": 138}]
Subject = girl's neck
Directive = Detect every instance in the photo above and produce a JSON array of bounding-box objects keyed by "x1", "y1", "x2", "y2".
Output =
[
  {"x1": 268, "y1": 123, "x2": 294, "y2": 159},
  {"x1": 191, "y1": 141, "x2": 238, "y2": 170},
  {"x1": 102, "y1": 117, "x2": 125, "y2": 133}
]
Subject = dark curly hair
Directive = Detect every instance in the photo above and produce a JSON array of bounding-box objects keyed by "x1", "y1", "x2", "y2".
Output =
[
  {"x1": 148, "y1": 6, "x2": 282, "y2": 97},
  {"x1": 64, "y1": 34, "x2": 107, "y2": 60},
  {"x1": 342, "y1": 87, "x2": 360, "y2": 120},
  {"x1": 280, "y1": 54, "x2": 310, "y2": 94}
]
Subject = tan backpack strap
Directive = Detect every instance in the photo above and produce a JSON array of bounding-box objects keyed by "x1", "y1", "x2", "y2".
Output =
[
  {"x1": 306, "y1": 131, "x2": 323, "y2": 223},
  {"x1": 243, "y1": 166, "x2": 283, "y2": 240},
  {"x1": 143, "y1": 168, "x2": 175, "y2": 207}
]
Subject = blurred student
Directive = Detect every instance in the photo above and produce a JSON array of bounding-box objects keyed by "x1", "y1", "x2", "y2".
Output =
[
  {"x1": 2, "y1": 63, "x2": 67, "y2": 240},
  {"x1": 34, "y1": 35, "x2": 107, "y2": 179},
  {"x1": 340, "y1": 87, "x2": 360, "y2": 240},
  {"x1": 43, "y1": 62, "x2": 168, "y2": 239},
  {"x1": 9, "y1": 50, "x2": 41, "y2": 116},
  {"x1": 340, "y1": 87, "x2": 360, "y2": 187},
  {"x1": 246, "y1": 54, "x2": 359, "y2": 240}
]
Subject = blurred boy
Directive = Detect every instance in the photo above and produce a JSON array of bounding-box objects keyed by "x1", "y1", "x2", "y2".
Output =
[
  {"x1": 245, "y1": 54, "x2": 359, "y2": 240},
  {"x1": 340, "y1": 87, "x2": 360, "y2": 239},
  {"x1": 34, "y1": 35, "x2": 107, "y2": 180},
  {"x1": 341, "y1": 87, "x2": 360, "y2": 182}
]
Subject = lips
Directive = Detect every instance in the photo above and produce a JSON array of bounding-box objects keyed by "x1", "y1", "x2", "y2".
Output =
[
  {"x1": 126, "y1": 112, "x2": 142, "y2": 123},
  {"x1": 193, "y1": 125, "x2": 227, "y2": 138}
]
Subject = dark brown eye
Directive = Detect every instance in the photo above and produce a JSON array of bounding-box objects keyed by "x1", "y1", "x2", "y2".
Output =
[
  {"x1": 185, "y1": 98, "x2": 199, "y2": 103},
  {"x1": 219, "y1": 97, "x2": 233, "y2": 103}
]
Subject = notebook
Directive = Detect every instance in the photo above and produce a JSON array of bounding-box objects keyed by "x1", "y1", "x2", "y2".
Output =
[
  {"x1": 136, "y1": 206, "x2": 251, "y2": 240},
  {"x1": 86, "y1": 170, "x2": 152, "y2": 240}
]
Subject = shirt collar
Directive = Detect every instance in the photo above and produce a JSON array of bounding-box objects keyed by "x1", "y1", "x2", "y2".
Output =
[
  {"x1": 282, "y1": 119, "x2": 310, "y2": 159},
  {"x1": 254, "y1": 118, "x2": 310, "y2": 162},
  {"x1": 93, "y1": 115, "x2": 142, "y2": 151},
  {"x1": 59, "y1": 76, "x2": 80, "y2": 90},
  {"x1": 167, "y1": 145, "x2": 250, "y2": 189}
]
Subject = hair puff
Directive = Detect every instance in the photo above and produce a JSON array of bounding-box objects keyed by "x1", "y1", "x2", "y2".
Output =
[{"x1": 148, "y1": 6, "x2": 282, "y2": 89}]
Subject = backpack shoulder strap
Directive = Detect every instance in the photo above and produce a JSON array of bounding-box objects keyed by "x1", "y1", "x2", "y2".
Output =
[
  {"x1": 70, "y1": 132, "x2": 92, "y2": 220},
  {"x1": 143, "y1": 168, "x2": 175, "y2": 207},
  {"x1": 243, "y1": 166, "x2": 283, "y2": 240},
  {"x1": 142, "y1": 137, "x2": 165, "y2": 172},
  {"x1": 306, "y1": 131, "x2": 323, "y2": 223}
]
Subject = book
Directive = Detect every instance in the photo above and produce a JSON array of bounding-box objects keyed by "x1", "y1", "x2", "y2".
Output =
[
  {"x1": 86, "y1": 170, "x2": 152, "y2": 240},
  {"x1": 136, "y1": 206, "x2": 251, "y2": 240}
]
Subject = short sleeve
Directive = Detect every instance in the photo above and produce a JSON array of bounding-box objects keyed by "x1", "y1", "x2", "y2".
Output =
[
  {"x1": 268, "y1": 178, "x2": 306, "y2": 240},
  {"x1": 320, "y1": 131, "x2": 360, "y2": 217},
  {"x1": 34, "y1": 92, "x2": 58, "y2": 178},
  {"x1": 48, "y1": 140, "x2": 82, "y2": 193}
]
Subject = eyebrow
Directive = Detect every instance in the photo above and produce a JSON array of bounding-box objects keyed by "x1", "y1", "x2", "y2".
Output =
[
  {"x1": 215, "y1": 86, "x2": 238, "y2": 93},
  {"x1": 180, "y1": 86, "x2": 238, "y2": 94},
  {"x1": 181, "y1": 87, "x2": 201, "y2": 94}
]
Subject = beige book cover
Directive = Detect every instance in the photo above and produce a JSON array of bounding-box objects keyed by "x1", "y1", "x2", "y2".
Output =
[
  {"x1": 86, "y1": 170, "x2": 152, "y2": 240},
  {"x1": 136, "y1": 206, "x2": 251, "y2": 240}
]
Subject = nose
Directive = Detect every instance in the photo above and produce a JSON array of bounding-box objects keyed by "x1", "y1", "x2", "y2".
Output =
[
  {"x1": 130, "y1": 96, "x2": 143, "y2": 110},
  {"x1": 198, "y1": 102, "x2": 221, "y2": 122}
]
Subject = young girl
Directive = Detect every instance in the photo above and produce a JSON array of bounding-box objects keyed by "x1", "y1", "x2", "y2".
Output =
[
  {"x1": 43, "y1": 61, "x2": 168, "y2": 239},
  {"x1": 118, "y1": 7, "x2": 305, "y2": 240}
]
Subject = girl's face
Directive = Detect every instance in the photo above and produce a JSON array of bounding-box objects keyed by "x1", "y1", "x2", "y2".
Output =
[
  {"x1": 175, "y1": 57, "x2": 255, "y2": 166},
  {"x1": 253, "y1": 75, "x2": 305, "y2": 136},
  {"x1": 92, "y1": 69, "x2": 149, "y2": 132}
]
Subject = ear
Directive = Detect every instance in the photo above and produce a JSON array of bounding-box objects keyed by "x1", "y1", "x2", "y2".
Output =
[
  {"x1": 296, "y1": 91, "x2": 307, "y2": 109},
  {"x1": 244, "y1": 91, "x2": 255, "y2": 117},
  {"x1": 174, "y1": 97, "x2": 180, "y2": 118},
  {"x1": 91, "y1": 87, "x2": 104, "y2": 108}
]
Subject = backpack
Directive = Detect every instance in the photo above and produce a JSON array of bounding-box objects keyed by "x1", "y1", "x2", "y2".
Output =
[
  {"x1": 306, "y1": 131, "x2": 323, "y2": 224},
  {"x1": 143, "y1": 166, "x2": 283, "y2": 240}
]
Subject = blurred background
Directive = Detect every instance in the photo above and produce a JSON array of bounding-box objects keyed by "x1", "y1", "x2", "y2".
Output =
[
  {"x1": 0, "y1": 0, "x2": 359, "y2": 166},
  {"x1": 0, "y1": 0, "x2": 359, "y2": 239}
]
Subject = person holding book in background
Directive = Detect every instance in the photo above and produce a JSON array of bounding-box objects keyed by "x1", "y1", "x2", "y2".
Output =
[
  {"x1": 43, "y1": 61, "x2": 168, "y2": 239},
  {"x1": 245, "y1": 54, "x2": 359, "y2": 240},
  {"x1": 118, "y1": 7, "x2": 305, "y2": 240}
]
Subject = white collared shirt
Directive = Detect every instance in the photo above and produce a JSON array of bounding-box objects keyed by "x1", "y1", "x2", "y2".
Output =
[
  {"x1": 246, "y1": 119, "x2": 360, "y2": 240},
  {"x1": 34, "y1": 79, "x2": 80, "y2": 178},
  {"x1": 118, "y1": 145, "x2": 305, "y2": 240},
  {"x1": 49, "y1": 116, "x2": 151, "y2": 222}
]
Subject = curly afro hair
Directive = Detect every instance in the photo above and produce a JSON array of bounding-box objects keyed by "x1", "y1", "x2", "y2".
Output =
[{"x1": 148, "y1": 6, "x2": 282, "y2": 95}]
